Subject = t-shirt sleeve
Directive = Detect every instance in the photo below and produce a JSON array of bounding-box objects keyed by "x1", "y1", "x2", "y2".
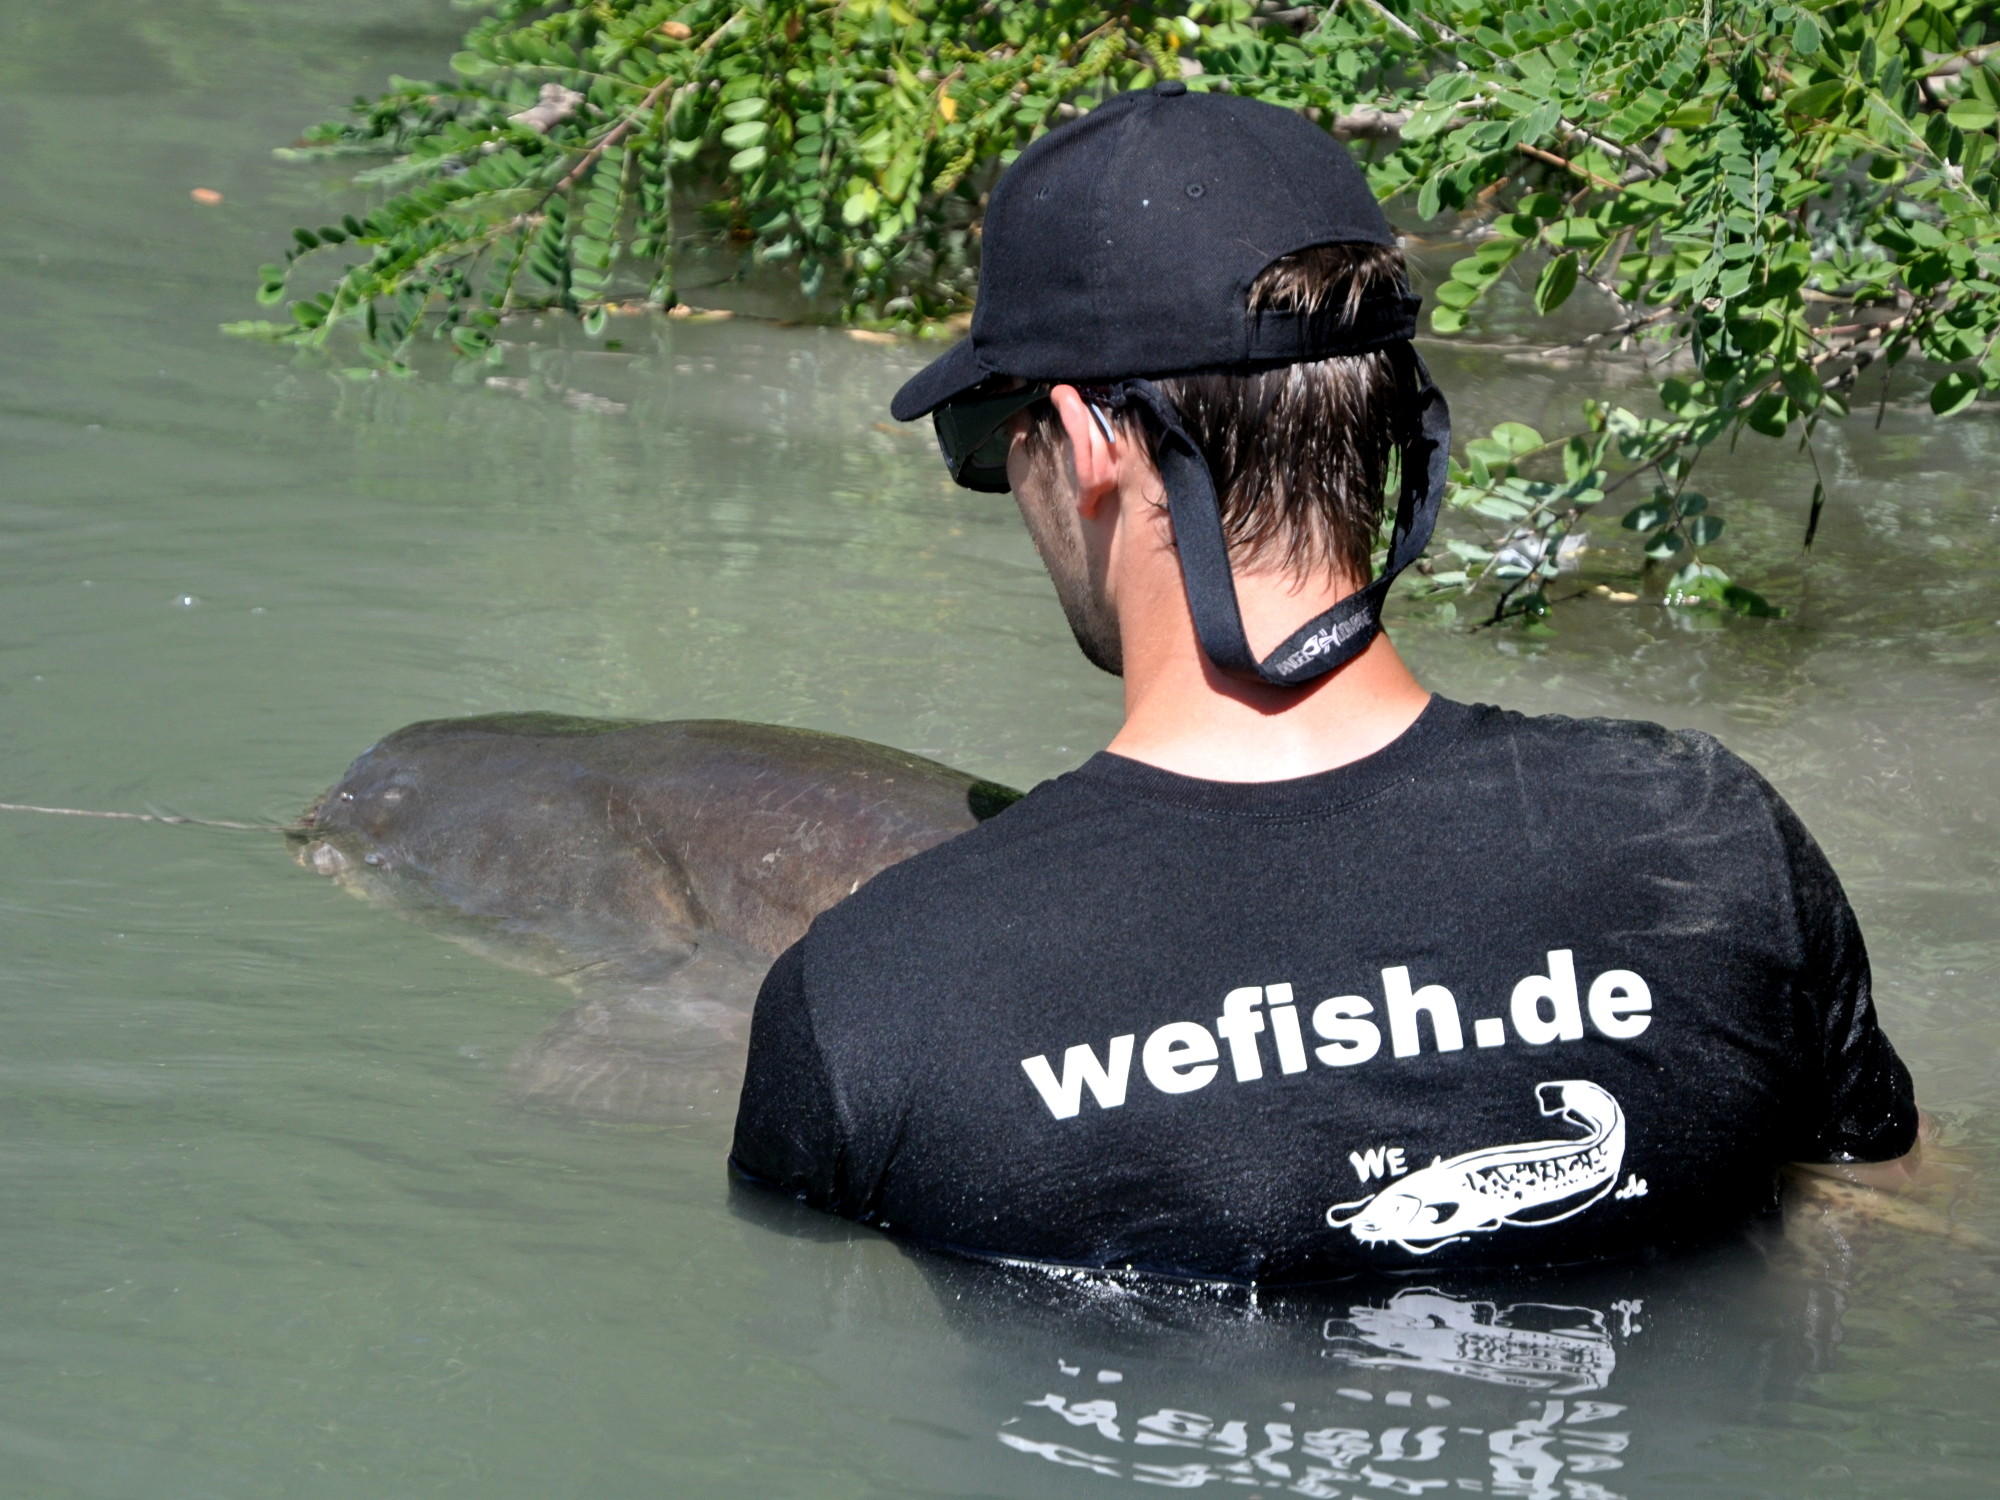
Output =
[
  {"x1": 1771, "y1": 795, "x2": 1920, "y2": 1163},
  {"x1": 729, "y1": 939, "x2": 853, "y2": 1205}
]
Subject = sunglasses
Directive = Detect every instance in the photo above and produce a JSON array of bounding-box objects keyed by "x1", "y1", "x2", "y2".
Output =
[
  {"x1": 931, "y1": 384, "x2": 1130, "y2": 493},
  {"x1": 930, "y1": 383, "x2": 1052, "y2": 492}
]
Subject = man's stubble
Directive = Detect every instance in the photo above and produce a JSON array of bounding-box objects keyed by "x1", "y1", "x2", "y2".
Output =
[{"x1": 1012, "y1": 483, "x2": 1124, "y2": 678}]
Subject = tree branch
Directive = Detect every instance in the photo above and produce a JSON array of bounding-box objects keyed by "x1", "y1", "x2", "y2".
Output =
[{"x1": 1518, "y1": 141, "x2": 1621, "y2": 190}]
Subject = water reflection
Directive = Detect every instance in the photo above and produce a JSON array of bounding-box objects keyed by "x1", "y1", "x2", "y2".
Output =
[
  {"x1": 730, "y1": 1186, "x2": 1893, "y2": 1498},
  {"x1": 1323, "y1": 1288, "x2": 1621, "y2": 1395}
]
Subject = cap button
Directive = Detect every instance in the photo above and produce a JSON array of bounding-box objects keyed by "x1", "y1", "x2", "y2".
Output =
[{"x1": 1153, "y1": 79, "x2": 1187, "y2": 97}]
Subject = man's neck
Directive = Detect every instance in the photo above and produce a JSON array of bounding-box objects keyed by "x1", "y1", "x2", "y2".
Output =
[{"x1": 1104, "y1": 554, "x2": 1432, "y2": 783}]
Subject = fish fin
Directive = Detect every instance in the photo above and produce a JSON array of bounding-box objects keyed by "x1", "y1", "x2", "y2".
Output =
[
  {"x1": 1392, "y1": 1234, "x2": 1466, "y2": 1255},
  {"x1": 1500, "y1": 1177, "x2": 1619, "y2": 1228},
  {"x1": 508, "y1": 935, "x2": 769, "y2": 1123}
]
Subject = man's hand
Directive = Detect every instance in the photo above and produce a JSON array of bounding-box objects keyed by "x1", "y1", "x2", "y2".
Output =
[{"x1": 1790, "y1": 1109, "x2": 1935, "y2": 1192}]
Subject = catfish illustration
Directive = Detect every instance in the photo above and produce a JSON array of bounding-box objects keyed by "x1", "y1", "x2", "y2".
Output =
[{"x1": 1327, "y1": 1081, "x2": 1626, "y2": 1254}]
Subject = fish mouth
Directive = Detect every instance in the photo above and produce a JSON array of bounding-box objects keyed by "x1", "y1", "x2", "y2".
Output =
[{"x1": 298, "y1": 839, "x2": 350, "y2": 876}]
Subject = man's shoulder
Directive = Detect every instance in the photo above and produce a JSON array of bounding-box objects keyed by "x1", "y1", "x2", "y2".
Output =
[
  {"x1": 811, "y1": 763, "x2": 1110, "y2": 936},
  {"x1": 1458, "y1": 700, "x2": 1777, "y2": 804},
  {"x1": 801, "y1": 704, "x2": 1793, "y2": 961},
  {"x1": 1464, "y1": 698, "x2": 1721, "y2": 760}
]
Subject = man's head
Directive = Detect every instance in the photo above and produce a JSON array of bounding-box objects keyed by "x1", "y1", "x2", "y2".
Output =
[
  {"x1": 893, "y1": 83, "x2": 1449, "y2": 690},
  {"x1": 1005, "y1": 240, "x2": 1421, "y2": 675}
]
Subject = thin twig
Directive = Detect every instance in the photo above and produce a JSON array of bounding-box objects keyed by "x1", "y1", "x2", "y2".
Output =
[
  {"x1": 1352, "y1": 0, "x2": 1422, "y2": 43},
  {"x1": 1917, "y1": 41, "x2": 2000, "y2": 80},
  {"x1": 559, "y1": 76, "x2": 679, "y2": 189},
  {"x1": 557, "y1": 7, "x2": 743, "y2": 191},
  {"x1": 1383, "y1": 1, "x2": 1660, "y2": 178},
  {"x1": 1543, "y1": 305, "x2": 1676, "y2": 356},
  {"x1": 1518, "y1": 141, "x2": 1621, "y2": 191}
]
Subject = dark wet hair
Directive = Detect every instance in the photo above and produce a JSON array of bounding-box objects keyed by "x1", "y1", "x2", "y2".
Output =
[{"x1": 1021, "y1": 242, "x2": 1420, "y2": 582}]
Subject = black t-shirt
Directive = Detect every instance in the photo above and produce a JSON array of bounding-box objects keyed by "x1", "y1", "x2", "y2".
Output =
[{"x1": 730, "y1": 697, "x2": 1916, "y2": 1281}]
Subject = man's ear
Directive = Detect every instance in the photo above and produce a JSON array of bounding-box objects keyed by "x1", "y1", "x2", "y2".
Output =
[{"x1": 1049, "y1": 385, "x2": 1118, "y2": 520}]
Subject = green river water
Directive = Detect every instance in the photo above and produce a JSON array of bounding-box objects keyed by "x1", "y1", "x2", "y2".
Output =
[{"x1": 4, "y1": 4, "x2": 2000, "y2": 1496}]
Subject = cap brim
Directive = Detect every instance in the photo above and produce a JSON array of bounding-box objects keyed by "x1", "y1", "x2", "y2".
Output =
[{"x1": 890, "y1": 337, "x2": 992, "y2": 422}]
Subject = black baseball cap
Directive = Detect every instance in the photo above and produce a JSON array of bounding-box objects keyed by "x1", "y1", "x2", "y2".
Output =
[{"x1": 891, "y1": 81, "x2": 1451, "y2": 690}]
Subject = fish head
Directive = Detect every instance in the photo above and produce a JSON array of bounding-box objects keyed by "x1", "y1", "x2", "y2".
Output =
[{"x1": 1343, "y1": 1166, "x2": 1497, "y2": 1248}]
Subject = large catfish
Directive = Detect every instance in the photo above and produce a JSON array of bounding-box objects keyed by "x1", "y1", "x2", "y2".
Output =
[{"x1": 294, "y1": 714, "x2": 1018, "y2": 1123}]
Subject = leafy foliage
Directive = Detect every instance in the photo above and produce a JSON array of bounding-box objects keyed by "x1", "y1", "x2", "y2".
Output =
[
  {"x1": 1367, "y1": 0, "x2": 2000, "y2": 620},
  {"x1": 241, "y1": 1, "x2": 1188, "y2": 355},
  {"x1": 242, "y1": 0, "x2": 2000, "y2": 619}
]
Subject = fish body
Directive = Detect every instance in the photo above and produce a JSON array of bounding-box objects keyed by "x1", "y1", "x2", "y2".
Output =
[
  {"x1": 1327, "y1": 1081, "x2": 1626, "y2": 1254},
  {"x1": 296, "y1": 714, "x2": 1016, "y2": 1120}
]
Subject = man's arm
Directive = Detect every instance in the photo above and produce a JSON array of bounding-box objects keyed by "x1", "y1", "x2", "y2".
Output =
[
  {"x1": 1792, "y1": 1109, "x2": 1935, "y2": 1191},
  {"x1": 1767, "y1": 789, "x2": 1923, "y2": 1189},
  {"x1": 729, "y1": 940, "x2": 851, "y2": 1207}
]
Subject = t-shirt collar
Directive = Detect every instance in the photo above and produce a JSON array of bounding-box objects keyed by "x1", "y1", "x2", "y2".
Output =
[{"x1": 1069, "y1": 694, "x2": 1478, "y2": 818}]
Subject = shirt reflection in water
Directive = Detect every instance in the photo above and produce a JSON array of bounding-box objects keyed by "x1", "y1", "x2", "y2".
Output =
[{"x1": 1002, "y1": 1287, "x2": 1633, "y2": 1497}]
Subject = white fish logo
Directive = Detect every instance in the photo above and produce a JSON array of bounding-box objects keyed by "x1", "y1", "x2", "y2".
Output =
[{"x1": 1326, "y1": 1081, "x2": 1626, "y2": 1254}]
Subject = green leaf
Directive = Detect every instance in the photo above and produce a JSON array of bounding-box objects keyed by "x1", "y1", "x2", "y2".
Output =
[
  {"x1": 1492, "y1": 422, "x2": 1543, "y2": 455},
  {"x1": 1430, "y1": 305, "x2": 1467, "y2": 334},
  {"x1": 1622, "y1": 501, "x2": 1671, "y2": 530},
  {"x1": 728, "y1": 145, "x2": 769, "y2": 173},
  {"x1": 721, "y1": 97, "x2": 768, "y2": 123},
  {"x1": 1930, "y1": 371, "x2": 1981, "y2": 416},
  {"x1": 841, "y1": 186, "x2": 879, "y2": 226},
  {"x1": 1687, "y1": 515, "x2": 1725, "y2": 545},
  {"x1": 721, "y1": 120, "x2": 769, "y2": 149},
  {"x1": 1782, "y1": 79, "x2": 1847, "y2": 120},
  {"x1": 1544, "y1": 219, "x2": 1606, "y2": 249},
  {"x1": 1948, "y1": 98, "x2": 1999, "y2": 131},
  {"x1": 1534, "y1": 253, "x2": 1578, "y2": 315},
  {"x1": 1469, "y1": 493, "x2": 1532, "y2": 521},
  {"x1": 1746, "y1": 392, "x2": 1790, "y2": 437},
  {"x1": 1562, "y1": 436, "x2": 1598, "y2": 481},
  {"x1": 1644, "y1": 528, "x2": 1685, "y2": 559},
  {"x1": 1722, "y1": 584, "x2": 1783, "y2": 617}
]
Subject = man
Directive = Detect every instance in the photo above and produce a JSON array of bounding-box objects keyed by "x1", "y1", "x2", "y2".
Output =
[{"x1": 730, "y1": 82, "x2": 1920, "y2": 1280}]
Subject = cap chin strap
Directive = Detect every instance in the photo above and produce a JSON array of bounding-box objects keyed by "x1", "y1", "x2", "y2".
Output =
[{"x1": 1120, "y1": 355, "x2": 1450, "y2": 689}]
